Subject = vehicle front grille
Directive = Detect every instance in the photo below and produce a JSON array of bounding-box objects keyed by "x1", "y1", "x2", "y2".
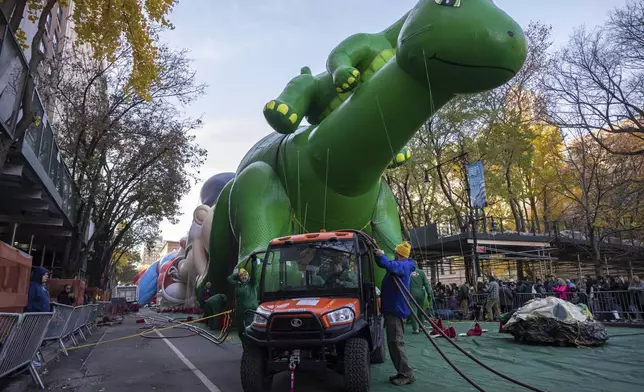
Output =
[{"x1": 270, "y1": 316, "x2": 321, "y2": 332}]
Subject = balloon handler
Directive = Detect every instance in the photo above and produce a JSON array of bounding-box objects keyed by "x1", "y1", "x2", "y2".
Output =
[
  {"x1": 374, "y1": 241, "x2": 417, "y2": 386},
  {"x1": 203, "y1": 292, "x2": 228, "y2": 330},
  {"x1": 227, "y1": 267, "x2": 258, "y2": 345},
  {"x1": 409, "y1": 260, "x2": 433, "y2": 334}
]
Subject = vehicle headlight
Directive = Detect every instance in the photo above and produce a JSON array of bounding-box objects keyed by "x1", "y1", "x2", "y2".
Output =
[
  {"x1": 326, "y1": 307, "x2": 355, "y2": 325},
  {"x1": 252, "y1": 307, "x2": 270, "y2": 327}
]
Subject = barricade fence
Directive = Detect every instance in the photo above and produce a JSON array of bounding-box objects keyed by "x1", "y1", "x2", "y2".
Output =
[
  {"x1": 0, "y1": 313, "x2": 53, "y2": 389},
  {"x1": 0, "y1": 303, "x2": 109, "y2": 389},
  {"x1": 429, "y1": 290, "x2": 644, "y2": 322}
]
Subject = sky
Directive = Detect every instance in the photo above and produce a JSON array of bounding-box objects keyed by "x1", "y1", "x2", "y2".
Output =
[{"x1": 157, "y1": 0, "x2": 629, "y2": 241}]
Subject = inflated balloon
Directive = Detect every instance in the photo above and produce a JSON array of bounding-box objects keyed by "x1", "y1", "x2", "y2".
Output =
[
  {"x1": 137, "y1": 260, "x2": 159, "y2": 304},
  {"x1": 144, "y1": 173, "x2": 236, "y2": 309},
  {"x1": 200, "y1": 172, "x2": 235, "y2": 207},
  {"x1": 197, "y1": 0, "x2": 527, "y2": 298}
]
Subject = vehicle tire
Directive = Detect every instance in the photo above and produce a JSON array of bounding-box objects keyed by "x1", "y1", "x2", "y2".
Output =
[
  {"x1": 343, "y1": 338, "x2": 370, "y2": 392},
  {"x1": 370, "y1": 342, "x2": 386, "y2": 364},
  {"x1": 240, "y1": 347, "x2": 273, "y2": 392}
]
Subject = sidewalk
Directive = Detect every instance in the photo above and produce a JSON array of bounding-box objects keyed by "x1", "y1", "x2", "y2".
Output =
[
  {"x1": 2, "y1": 311, "x2": 246, "y2": 391},
  {"x1": 1, "y1": 327, "x2": 107, "y2": 392}
]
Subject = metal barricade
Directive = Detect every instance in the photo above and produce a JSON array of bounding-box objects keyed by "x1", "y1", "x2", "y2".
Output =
[
  {"x1": 60, "y1": 306, "x2": 83, "y2": 347},
  {"x1": 72, "y1": 306, "x2": 89, "y2": 342},
  {"x1": 0, "y1": 313, "x2": 53, "y2": 389},
  {"x1": 511, "y1": 293, "x2": 544, "y2": 309},
  {"x1": 80, "y1": 305, "x2": 93, "y2": 336},
  {"x1": 588, "y1": 290, "x2": 644, "y2": 322},
  {"x1": 85, "y1": 304, "x2": 99, "y2": 334},
  {"x1": 431, "y1": 297, "x2": 456, "y2": 320},
  {"x1": 0, "y1": 314, "x2": 19, "y2": 363},
  {"x1": 40, "y1": 303, "x2": 74, "y2": 356}
]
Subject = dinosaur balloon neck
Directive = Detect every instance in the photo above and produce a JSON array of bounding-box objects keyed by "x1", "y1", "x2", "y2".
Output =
[
  {"x1": 381, "y1": 11, "x2": 411, "y2": 47},
  {"x1": 308, "y1": 0, "x2": 526, "y2": 196}
]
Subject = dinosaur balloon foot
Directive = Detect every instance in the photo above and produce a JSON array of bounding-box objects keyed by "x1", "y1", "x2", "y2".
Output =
[{"x1": 264, "y1": 99, "x2": 299, "y2": 134}]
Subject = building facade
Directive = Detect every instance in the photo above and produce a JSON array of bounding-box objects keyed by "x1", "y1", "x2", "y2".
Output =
[{"x1": 160, "y1": 240, "x2": 181, "y2": 257}]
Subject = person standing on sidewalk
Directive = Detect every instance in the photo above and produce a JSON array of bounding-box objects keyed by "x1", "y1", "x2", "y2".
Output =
[
  {"x1": 409, "y1": 261, "x2": 433, "y2": 334},
  {"x1": 57, "y1": 284, "x2": 75, "y2": 306},
  {"x1": 25, "y1": 267, "x2": 51, "y2": 312},
  {"x1": 485, "y1": 276, "x2": 500, "y2": 321},
  {"x1": 374, "y1": 241, "x2": 416, "y2": 386}
]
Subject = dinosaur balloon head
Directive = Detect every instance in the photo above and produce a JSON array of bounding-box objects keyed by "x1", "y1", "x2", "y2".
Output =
[{"x1": 397, "y1": 0, "x2": 527, "y2": 94}]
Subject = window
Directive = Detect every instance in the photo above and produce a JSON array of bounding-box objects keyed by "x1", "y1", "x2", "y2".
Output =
[
  {"x1": 262, "y1": 240, "x2": 359, "y2": 295},
  {"x1": 39, "y1": 41, "x2": 46, "y2": 54},
  {"x1": 52, "y1": 34, "x2": 58, "y2": 52},
  {"x1": 57, "y1": 6, "x2": 63, "y2": 24},
  {"x1": 46, "y1": 14, "x2": 51, "y2": 31}
]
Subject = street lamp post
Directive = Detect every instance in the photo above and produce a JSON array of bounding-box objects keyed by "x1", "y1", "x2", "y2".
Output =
[{"x1": 422, "y1": 150, "x2": 482, "y2": 285}]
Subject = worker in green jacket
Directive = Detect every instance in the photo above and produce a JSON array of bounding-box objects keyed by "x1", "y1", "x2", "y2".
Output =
[
  {"x1": 409, "y1": 261, "x2": 433, "y2": 334},
  {"x1": 203, "y1": 293, "x2": 228, "y2": 330},
  {"x1": 227, "y1": 266, "x2": 259, "y2": 345},
  {"x1": 324, "y1": 256, "x2": 358, "y2": 289}
]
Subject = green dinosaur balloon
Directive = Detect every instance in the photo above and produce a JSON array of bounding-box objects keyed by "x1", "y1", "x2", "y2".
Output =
[{"x1": 198, "y1": 0, "x2": 527, "y2": 299}]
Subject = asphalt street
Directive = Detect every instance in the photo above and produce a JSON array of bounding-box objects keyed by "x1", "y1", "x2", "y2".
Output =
[{"x1": 15, "y1": 309, "x2": 351, "y2": 392}]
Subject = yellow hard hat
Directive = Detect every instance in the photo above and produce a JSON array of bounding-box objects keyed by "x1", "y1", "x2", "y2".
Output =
[{"x1": 239, "y1": 268, "x2": 248, "y2": 276}]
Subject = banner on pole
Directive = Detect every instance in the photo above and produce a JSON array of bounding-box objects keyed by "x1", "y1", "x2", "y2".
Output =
[{"x1": 467, "y1": 161, "x2": 488, "y2": 209}]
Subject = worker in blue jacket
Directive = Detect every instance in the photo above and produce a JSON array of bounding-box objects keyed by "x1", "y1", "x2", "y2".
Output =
[
  {"x1": 374, "y1": 241, "x2": 416, "y2": 386},
  {"x1": 25, "y1": 267, "x2": 51, "y2": 312}
]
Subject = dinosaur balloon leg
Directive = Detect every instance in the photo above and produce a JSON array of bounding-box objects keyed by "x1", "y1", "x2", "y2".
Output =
[{"x1": 263, "y1": 67, "x2": 318, "y2": 134}]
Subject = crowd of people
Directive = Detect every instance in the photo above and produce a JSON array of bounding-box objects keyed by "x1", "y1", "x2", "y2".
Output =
[{"x1": 426, "y1": 274, "x2": 644, "y2": 322}]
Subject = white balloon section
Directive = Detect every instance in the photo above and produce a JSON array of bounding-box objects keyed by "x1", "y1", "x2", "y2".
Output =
[{"x1": 139, "y1": 204, "x2": 213, "y2": 310}]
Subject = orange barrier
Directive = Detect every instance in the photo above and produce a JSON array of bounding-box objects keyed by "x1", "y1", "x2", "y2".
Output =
[
  {"x1": 0, "y1": 241, "x2": 33, "y2": 312},
  {"x1": 86, "y1": 287, "x2": 110, "y2": 302},
  {"x1": 48, "y1": 279, "x2": 87, "y2": 305}
]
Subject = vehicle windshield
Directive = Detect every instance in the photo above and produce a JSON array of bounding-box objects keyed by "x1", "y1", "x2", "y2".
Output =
[{"x1": 261, "y1": 239, "x2": 359, "y2": 297}]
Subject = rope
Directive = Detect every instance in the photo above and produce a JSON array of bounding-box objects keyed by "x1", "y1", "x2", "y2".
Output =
[
  {"x1": 62, "y1": 309, "x2": 233, "y2": 352},
  {"x1": 392, "y1": 276, "x2": 486, "y2": 392},
  {"x1": 333, "y1": 230, "x2": 545, "y2": 391},
  {"x1": 392, "y1": 276, "x2": 548, "y2": 392}
]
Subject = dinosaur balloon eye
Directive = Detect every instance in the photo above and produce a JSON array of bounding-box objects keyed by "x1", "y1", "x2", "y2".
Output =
[{"x1": 434, "y1": 0, "x2": 461, "y2": 7}]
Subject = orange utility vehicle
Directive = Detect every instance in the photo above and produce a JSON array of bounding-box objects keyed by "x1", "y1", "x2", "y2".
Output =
[{"x1": 240, "y1": 230, "x2": 385, "y2": 392}]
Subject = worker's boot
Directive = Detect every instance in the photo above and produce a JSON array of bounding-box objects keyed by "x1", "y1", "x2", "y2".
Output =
[{"x1": 392, "y1": 375, "x2": 415, "y2": 386}]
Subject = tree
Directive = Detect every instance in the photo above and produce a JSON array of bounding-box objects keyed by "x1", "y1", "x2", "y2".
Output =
[
  {"x1": 477, "y1": 22, "x2": 553, "y2": 233},
  {"x1": 549, "y1": 129, "x2": 644, "y2": 276},
  {"x1": 544, "y1": 0, "x2": 644, "y2": 156},
  {"x1": 113, "y1": 250, "x2": 140, "y2": 285},
  {"x1": 0, "y1": 0, "x2": 178, "y2": 171},
  {"x1": 41, "y1": 40, "x2": 206, "y2": 282}
]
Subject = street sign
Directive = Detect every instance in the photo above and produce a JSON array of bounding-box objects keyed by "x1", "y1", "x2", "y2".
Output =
[{"x1": 475, "y1": 246, "x2": 486, "y2": 253}]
